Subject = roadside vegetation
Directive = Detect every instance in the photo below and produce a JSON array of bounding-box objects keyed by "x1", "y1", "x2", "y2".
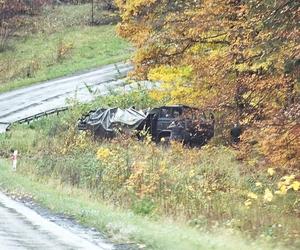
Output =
[
  {"x1": 0, "y1": 3, "x2": 131, "y2": 93},
  {"x1": 0, "y1": 90, "x2": 299, "y2": 249},
  {"x1": 0, "y1": 1, "x2": 299, "y2": 249},
  {"x1": 0, "y1": 160, "x2": 286, "y2": 250}
]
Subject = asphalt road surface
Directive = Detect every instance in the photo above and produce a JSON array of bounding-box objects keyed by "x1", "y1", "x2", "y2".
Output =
[
  {"x1": 0, "y1": 192, "x2": 113, "y2": 250},
  {"x1": 0, "y1": 63, "x2": 133, "y2": 132}
]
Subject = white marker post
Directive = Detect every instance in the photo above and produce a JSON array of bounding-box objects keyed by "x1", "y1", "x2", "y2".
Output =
[{"x1": 12, "y1": 150, "x2": 18, "y2": 171}]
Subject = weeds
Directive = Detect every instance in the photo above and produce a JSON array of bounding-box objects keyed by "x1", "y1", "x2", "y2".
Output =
[
  {"x1": 56, "y1": 39, "x2": 74, "y2": 62},
  {"x1": 0, "y1": 92, "x2": 299, "y2": 248},
  {"x1": 3, "y1": 122, "x2": 299, "y2": 247}
]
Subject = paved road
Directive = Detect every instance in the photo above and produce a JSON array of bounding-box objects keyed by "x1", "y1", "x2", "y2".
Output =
[
  {"x1": 0, "y1": 63, "x2": 133, "y2": 132},
  {"x1": 0, "y1": 192, "x2": 113, "y2": 250}
]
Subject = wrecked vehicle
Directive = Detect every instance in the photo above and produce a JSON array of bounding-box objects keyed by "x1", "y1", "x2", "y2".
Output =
[
  {"x1": 136, "y1": 105, "x2": 215, "y2": 146},
  {"x1": 78, "y1": 105, "x2": 215, "y2": 146},
  {"x1": 78, "y1": 107, "x2": 147, "y2": 139}
]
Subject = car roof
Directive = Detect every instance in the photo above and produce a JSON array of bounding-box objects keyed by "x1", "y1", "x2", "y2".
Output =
[
  {"x1": 148, "y1": 105, "x2": 200, "y2": 114},
  {"x1": 156, "y1": 105, "x2": 194, "y2": 109}
]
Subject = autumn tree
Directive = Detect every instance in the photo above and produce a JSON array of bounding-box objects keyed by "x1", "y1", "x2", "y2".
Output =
[
  {"x1": 0, "y1": 0, "x2": 50, "y2": 51},
  {"x1": 235, "y1": 0, "x2": 300, "y2": 169},
  {"x1": 0, "y1": 0, "x2": 26, "y2": 51},
  {"x1": 116, "y1": 0, "x2": 299, "y2": 169}
]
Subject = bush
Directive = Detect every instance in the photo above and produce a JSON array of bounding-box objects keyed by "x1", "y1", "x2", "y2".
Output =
[
  {"x1": 91, "y1": 88, "x2": 159, "y2": 110},
  {"x1": 17, "y1": 130, "x2": 299, "y2": 243}
]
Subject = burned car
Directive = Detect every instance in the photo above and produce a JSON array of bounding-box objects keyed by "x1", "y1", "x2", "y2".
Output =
[
  {"x1": 136, "y1": 105, "x2": 214, "y2": 146},
  {"x1": 78, "y1": 105, "x2": 214, "y2": 146}
]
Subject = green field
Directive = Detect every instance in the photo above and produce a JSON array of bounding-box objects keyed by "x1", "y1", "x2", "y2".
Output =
[{"x1": 0, "y1": 4, "x2": 131, "y2": 93}]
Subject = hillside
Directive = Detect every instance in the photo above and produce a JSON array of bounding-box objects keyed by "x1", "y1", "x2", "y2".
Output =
[{"x1": 0, "y1": 3, "x2": 131, "y2": 93}]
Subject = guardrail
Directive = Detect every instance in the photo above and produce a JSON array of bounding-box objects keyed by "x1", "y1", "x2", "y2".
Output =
[{"x1": 3, "y1": 107, "x2": 68, "y2": 132}]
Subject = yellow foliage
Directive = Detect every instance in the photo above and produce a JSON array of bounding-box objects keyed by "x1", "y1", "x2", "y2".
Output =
[
  {"x1": 148, "y1": 65, "x2": 195, "y2": 105},
  {"x1": 255, "y1": 182, "x2": 262, "y2": 188},
  {"x1": 275, "y1": 185, "x2": 287, "y2": 195},
  {"x1": 281, "y1": 175, "x2": 295, "y2": 186},
  {"x1": 247, "y1": 192, "x2": 258, "y2": 200},
  {"x1": 267, "y1": 168, "x2": 275, "y2": 177},
  {"x1": 96, "y1": 147, "x2": 111, "y2": 161},
  {"x1": 289, "y1": 181, "x2": 300, "y2": 191},
  {"x1": 264, "y1": 188, "x2": 273, "y2": 202},
  {"x1": 58, "y1": 129, "x2": 89, "y2": 155},
  {"x1": 116, "y1": 0, "x2": 299, "y2": 170},
  {"x1": 244, "y1": 199, "x2": 252, "y2": 207}
]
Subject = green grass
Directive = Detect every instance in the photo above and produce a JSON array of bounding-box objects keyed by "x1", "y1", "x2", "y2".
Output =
[
  {"x1": 0, "y1": 160, "x2": 285, "y2": 250},
  {"x1": 0, "y1": 4, "x2": 131, "y2": 93}
]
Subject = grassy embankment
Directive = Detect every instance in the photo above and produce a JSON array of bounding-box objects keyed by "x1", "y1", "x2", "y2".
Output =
[
  {"x1": 0, "y1": 4, "x2": 131, "y2": 93},
  {"x1": 0, "y1": 91, "x2": 299, "y2": 250},
  {"x1": 0, "y1": 159, "x2": 280, "y2": 250}
]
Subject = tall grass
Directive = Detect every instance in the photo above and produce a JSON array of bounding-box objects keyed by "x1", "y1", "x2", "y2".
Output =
[
  {"x1": 0, "y1": 160, "x2": 288, "y2": 250},
  {"x1": 0, "y1": 92, "x2": 299, "y2": 249},
  {"x1": 0, "y1": 120, "x2": 299, "y2": 248}
]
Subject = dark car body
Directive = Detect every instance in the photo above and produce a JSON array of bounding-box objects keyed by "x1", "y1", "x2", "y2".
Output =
[
  {"x1": 78, "y1": 105, "x2": 215, "y2": 147},
  {"x1": 137, "y1": 105, "x2": 215, "y2": 146}
]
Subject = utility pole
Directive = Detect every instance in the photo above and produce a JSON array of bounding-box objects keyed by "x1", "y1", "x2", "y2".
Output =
[{"x1": 91, "y1": 0, "x2": 94, "y2": 25}]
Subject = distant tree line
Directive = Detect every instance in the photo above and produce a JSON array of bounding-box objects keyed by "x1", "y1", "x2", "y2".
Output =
[
  {"x1": 57, "y1": 0, "x2": 117, "y2": 11},
  {"x1": 0, "y1": 0, "x2": 51, "y2": 51}
]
